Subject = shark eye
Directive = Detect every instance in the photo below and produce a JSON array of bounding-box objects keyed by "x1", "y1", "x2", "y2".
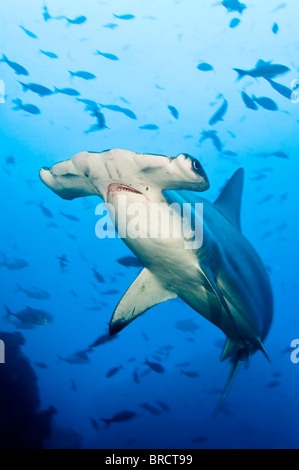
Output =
[{"x1": 192, "y1": 158, "x2": 203, "y2": 176}]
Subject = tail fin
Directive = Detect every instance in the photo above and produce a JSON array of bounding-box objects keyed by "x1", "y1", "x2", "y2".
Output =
[
  {"x1": 101, "y1": 418, "x2": 112, "y2": 428},
  {"x1": 233, "y1": 68, "x2": 246, "y2": 80},
  {"x1": 0, "y1": 54, "x2": 7, "y2": 63},
  {"x1": 0, "y1": 252, "x2": 6, "y2": 266},
  {"x1": 68, "y1": 71, "x2": 74, "y2": 77},
  {"x1": 4, "y1": 305, "x2": 13, "y2": 320},
  {"x1": 17, "y1": 81, "x2": 27, "y2": 92},
  {"x1": 12, "y1": 98, "x2": 22, "y2": 110},
  {"x1": 53, "y1": 87, "x2": 60, "y2": 93},
  {"x1": 214, "y1": 359, "x2": 242, "y2": 415}
]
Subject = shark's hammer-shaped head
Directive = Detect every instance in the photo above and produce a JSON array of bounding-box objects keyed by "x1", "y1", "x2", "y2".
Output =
[{"x1": 39, "y1": 149, "x2": 210, "y2": 202}]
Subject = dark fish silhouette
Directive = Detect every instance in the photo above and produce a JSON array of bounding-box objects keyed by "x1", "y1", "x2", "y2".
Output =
[
  {"x1": 144, "y1": 359, "x2": 165, "y2": 374},
  {"x1": 96, "y1": 50, "x2": 119, "y2": 61},
  {"x1": 54, "y1": 87, "x2": 80, "y2": 96},
  {"x1": 197, "y1": 62, "x2": 213, "y2": 72},
  {"x1": 12, "y1": 98, "x2": 41, "y2": 115},
  {"x1": 229, "y1": 18, "x2": 241, "y2": 28},
  {"x1": 18, "y1": 82, "x2": 54, "y2": 96},
  {"x1": 43, "y1": 5, "x2": 52, "y2": 21},
  {"x1": 5, "y1": 305, "x2": 53, "y2": 326},
  {"x1": 259, "y1": 150, "x2": 288, "y2": 159},
  {"x1": 180, "y1": 370, "x2": 200, "y2": 378},
  {"x1": 40, "y1": 50, "x2": 58, "y2": 59},
  {"x1": 70, "y1": 379, "x2": 77, "y2": 391},
  {"x1": 101, "y1": 289, "x2": 119, "y2": 295},
  {"x1": 139, "y1": 402, "x2": 161, "y2": 415},
  {"x1": 272, "y1": 371, "x2": 283, "y2": 377},
  {"x1": 77, "y1": 98, "x2": 98, "y2": 111},
  {"x1": 266, "y1": 380, "x2": 280, "y2": 388},
  {"x1": 133, "y1": 369, "x2": 140, "y2": 384},
  {"x1": 6, "y1": 155, "x2": 15, "y2": 166},
  {"x1": 0, "y1": 54, "x2": 29, "y2": 75},
  {"x1": 175, "y1": 319, "x2": 201, "y2": 334},
  {"x1": 113, "y1": 14, "x2": 135, "y2": 20},
  {"x1": 92, "y1": 268, "x2": 105, "y2": 283},
  {"x1": 265, "y1": 78, "x2": 293, "y2": 100},
  {"x1": 89, "y1": 417, "x2": 99, "y2": 430},
  {"x1": 273, "y1": 3, "x2": 287, "y2": 12},
  {"x1": 0, "y1": 254, "x2": 28, "y2": 270},
  {"x1": 85, "y1": 106, "x2": 108, "y2": 133},
  {"x1": 139, "y1": 124, "x2": 159, "y2": 130},
  {"x1": 258, "y1": 194, "x2": 274, "y2": 204},
  {"x1": 168, "y1": 105, "x2": 179, "y2": 119},
  {"x1": 253, "y1": 96, "x2": 278, "y2": 111},
  {"x1": 241, "y1": 91, "x2": 258, "y2": 110},
  {"x1": 56, "y1": 254, "x2": 69, "y2": 272},
  {"x1": 16, "y1": 284, "x2": 50, "y2": 300},
  {"x1": 208, "y1": 99, "x2": 228, "y2": 125},
  {"x1": 222, "y1": 0, "x2": 246, "y2": 14},
  {"x1": 116, "y1": 256, "x2": 143, "y2": 268},
  {"x1": 152, "y1": 354, "x2": 163, "y2": 362},
  {"x1": 89, "y1": 333, "x2": 117, "y2": 349},
  {"x1": 101, "y1": 410, "x2": 137, "y2": 427},
  {"x1": 100, "y1": 104, "x2": 136, "y2": 119},
  {"x1": 19, "y1": 26, "x2": 38, "y2": 38},
  {"x1": 176, "y1": 361, "x2": 190, "y2": 367},
  {"x1": 65, "y1": 16, "x2": 87, "y2": 25},
  {"x1": 141, "y1": 332, "x2": 149, "y2": 341},
  {"x1": 59, "y1": 210, "x2": 79, "y2": 221},
  {"x1": 58, "y1": 349, "x2": 90, "y2": 365},
  {"x1": 106, "y1": 365, "x2": 123, "y2": 378},
  {"x1": 200, "y1": 130, "x2": 223, "y2": 152},
  {"x1": 103, "y1": 23, "x2": 119, "y2": 29},
  {"x1": 38, "y1": 203, "x2": 53, "y2": 218},
  {"x1": 156, "y1": 399, "x2": 170, "y2": 412},
  {"x1": 272, "y1": 22, "x2": 279, "y2": 34},
  {"x1": 69, "y1": 71, "x2": 96, "y2": 80},
  {"x1": 36, "y1": 362, "x2": 48, "y2": 369},
  {"x1": 233, "y1": 60, "x2": 290, "y2": 80}
]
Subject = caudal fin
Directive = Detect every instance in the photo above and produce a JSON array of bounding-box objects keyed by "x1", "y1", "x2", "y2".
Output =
[
  {"x1": 17, "y1": 81, "x2": 27, "y2": 92},
  {"x1": 12, "y1": 98, "x2": 22, "y2": 110},
  {"x1": 233, "y1": 68, "x2": 246, "y2": 80},
  {"x1": 214, "y1": 359, "x2": 242, "y2": 415},
  {"x1": 0, "y1": 54, "x2": 7, "y2": 63},
  {"x1": 4, "y1": 305, "x2": 13, "y2": 320}
]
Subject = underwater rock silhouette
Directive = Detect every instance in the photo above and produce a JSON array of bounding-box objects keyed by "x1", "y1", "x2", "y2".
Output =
[{"x1": 0, "y1": 331, "x2": 56, "y2": 449}]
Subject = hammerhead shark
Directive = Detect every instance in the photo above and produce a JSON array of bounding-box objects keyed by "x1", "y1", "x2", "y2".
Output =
[{"x1": 40, "y1": 149, "x2": 273, "y2": 402}]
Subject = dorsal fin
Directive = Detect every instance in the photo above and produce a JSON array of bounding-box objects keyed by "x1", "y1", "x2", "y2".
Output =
[{"x1": 214, "y1": 168, "x2": 244, "y2": 231}]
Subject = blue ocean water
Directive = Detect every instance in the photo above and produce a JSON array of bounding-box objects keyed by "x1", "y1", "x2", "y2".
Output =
[{"x1": 0, "y1": 0, "x2": 298, "y2": 449}]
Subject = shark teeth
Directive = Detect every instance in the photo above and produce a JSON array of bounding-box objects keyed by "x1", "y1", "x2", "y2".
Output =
[{"x1": 108, "y1": 183, "x2": 142, "y2": 195}]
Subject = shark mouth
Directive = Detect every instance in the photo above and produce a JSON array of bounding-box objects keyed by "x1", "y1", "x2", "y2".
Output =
[{"x1": 108, "y1": 183, "x2": 143, "y2": 196}]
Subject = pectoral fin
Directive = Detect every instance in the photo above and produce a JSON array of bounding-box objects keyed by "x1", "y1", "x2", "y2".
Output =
[{"x1": 109, "y1": 268, "x2": 177, "y2": 335}]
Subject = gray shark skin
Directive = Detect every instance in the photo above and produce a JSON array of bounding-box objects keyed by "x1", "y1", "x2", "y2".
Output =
[{"x1": 39, "y1": 149, "x2": 273, "y2": 402}]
